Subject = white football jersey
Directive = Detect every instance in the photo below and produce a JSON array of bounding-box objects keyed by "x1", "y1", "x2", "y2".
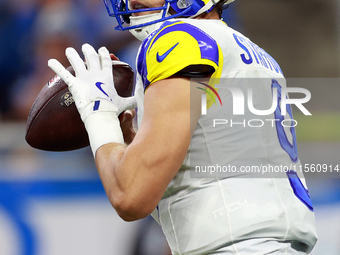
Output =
[{"x1": 134, "y1": 19, "x2": 317, "y2": 254}]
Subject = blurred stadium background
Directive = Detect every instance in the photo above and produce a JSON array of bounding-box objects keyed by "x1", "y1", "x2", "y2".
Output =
[{"x1": 0, "y1": 0, "x2": 339, "y2": 254}]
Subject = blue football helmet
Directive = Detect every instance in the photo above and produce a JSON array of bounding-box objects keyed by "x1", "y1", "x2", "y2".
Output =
[{"x1": 103, "y1": 0, "x2": 235, "y2": 40}]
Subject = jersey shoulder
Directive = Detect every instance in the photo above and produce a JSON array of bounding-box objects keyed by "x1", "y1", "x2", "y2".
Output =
[{"x1": 137, "y1": 20, "x2": 222, "y2": 90}]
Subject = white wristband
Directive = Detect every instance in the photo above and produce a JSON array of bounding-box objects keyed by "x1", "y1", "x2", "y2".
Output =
[{"x1": 84, "y1": 111, "x2": 124, "y2": 157}]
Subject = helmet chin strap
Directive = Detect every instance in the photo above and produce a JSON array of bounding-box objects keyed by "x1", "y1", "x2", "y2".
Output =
[
  {"x1": 190, "y1": 0, "x2": 216, "y2": 18},
  {"x1": 129, "y1": 12, "x2": 164, "y2": 41}
]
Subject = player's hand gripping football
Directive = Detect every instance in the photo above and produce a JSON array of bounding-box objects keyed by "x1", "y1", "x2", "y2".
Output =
[
  {"x1": 48, "y1": 43, "x2": 136, "y2": 156},
  {"x1": 48, "y1": 43, "x2": 136, "y2": 121}
]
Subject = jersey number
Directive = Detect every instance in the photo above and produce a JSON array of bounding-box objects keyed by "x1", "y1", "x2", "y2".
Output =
[{"x1": 271, "y1": 79, "x2": 313, "y2": 211}]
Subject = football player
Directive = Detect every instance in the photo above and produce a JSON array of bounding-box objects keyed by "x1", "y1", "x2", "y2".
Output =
[{"x1": 48, "y1": 0, "x2": 318, "y2": 254}]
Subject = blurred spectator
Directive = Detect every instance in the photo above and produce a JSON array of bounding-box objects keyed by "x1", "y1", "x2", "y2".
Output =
[
  {"x1": 76, "y1": 0, "x2": 138, "y2": 54},
  {"x1": 0, "y1": 0, "x2": 38, "y2": 119},
  {"x1": 76, "y1": 0, "x2": 139, "y2": 69},
  {"x1": 9, "y1": 0, "x2": 82, "y2": 120}
]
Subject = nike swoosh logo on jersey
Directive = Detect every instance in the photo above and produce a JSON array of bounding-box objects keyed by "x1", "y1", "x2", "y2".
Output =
[
  {"x1": 156, "y1": 42, "x2": 179, "y2": 63},
  {"x1": 95, "y1": 82, "x2": 109, "y2": 97}
]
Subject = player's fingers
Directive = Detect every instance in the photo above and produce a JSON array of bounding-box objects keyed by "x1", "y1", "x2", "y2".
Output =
[
  {"x1": 98, "y1": 46, "x2": 112, "y2": 71},
  {"x1": 48, "y1": 59, "x2": 76, "y2": 86},
  {"x1": 110, "y1": 53, "x2": 120, "y2": 61},
  {"x1": 119, "y1": 109, "x2": 135, "y2": 122},
  {"x1": 112, "y1": 60, "x2": 130, "y2": 66},
  {"x1": 82, "y1": 43, "x2": 100, "y2": 72},
  {"x1": 65, "y1": 47, "x2": 86, "y2": 75},
  {"x1": 126, "y1": 109, "x2": 136, "y2": 119},
  {"x1": 119, "y1": 110, "x2": 136, "y2": 145}
]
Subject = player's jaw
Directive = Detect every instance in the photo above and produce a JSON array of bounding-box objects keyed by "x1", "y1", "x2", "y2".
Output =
[{"x1": 129, "y1": 0, "x2": 165, "y2": 16}]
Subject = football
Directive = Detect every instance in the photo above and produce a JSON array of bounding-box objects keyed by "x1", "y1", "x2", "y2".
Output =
[{"x1": 26, "y1": 61, "x2": 134, "y2": 151}]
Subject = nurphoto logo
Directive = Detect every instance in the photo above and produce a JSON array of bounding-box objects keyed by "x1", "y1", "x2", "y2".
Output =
[
  {"x1": 197, "y1": 79, "x2": 312, "y2": 127},
  {"x1": 198, "y1": 79, "x2": 311, "y2": 128},
  {"x1": 200, "y1": 79, "x2": 311, "y2": 116}
]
